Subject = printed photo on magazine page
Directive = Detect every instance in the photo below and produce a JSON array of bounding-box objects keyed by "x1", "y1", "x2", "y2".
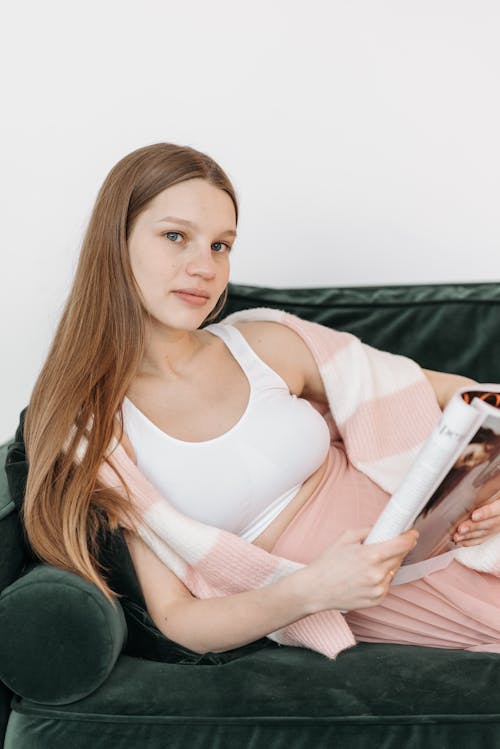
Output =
[
  {"x1": 405, "y1": 415, "x2": 500, "y2": 564},
  {"x1": 365, "y1": 386, "x2": 500, "y2": 585}
]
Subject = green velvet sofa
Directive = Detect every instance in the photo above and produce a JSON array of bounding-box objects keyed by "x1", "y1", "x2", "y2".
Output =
[{"x1": 1, "y1": 281, "x2": 500, "y2": 749}]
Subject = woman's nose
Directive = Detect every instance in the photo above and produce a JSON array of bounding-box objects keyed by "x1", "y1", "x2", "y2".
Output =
[{"x1": 185, "y1": 245, "x2": 217, "y2": 279}]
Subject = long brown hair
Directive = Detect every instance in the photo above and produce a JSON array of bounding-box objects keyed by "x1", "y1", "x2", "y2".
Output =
[{"x1": 23, "y1": 143, "x2": 238, "y2": 604}]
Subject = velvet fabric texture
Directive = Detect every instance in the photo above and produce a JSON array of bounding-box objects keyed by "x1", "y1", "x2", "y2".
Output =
[
  {"x1": 6, "y1": 646, "x2": 500, "y2": 749},
  {"x1": 0, "y1": 441, "x2": 26, "y2": 741},
  {"x1": 1, "y1": 281, "x2": 500, "y2": 748},
  {"x1": 0, "y1": 564, "x2": 127, "y2": 704},
  {"x1": 0, "y1": 443, "x2": 25, "y2": 591},
  {"x1": 222, "y1": 281, "x2": 500, "y2": 382}
]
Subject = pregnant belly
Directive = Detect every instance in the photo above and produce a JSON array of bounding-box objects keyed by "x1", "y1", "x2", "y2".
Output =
[
  {"x1": 252, "y1": 444, "x2": 392, "y2": 563},
  {"x1": 251, "y1": 453, "x2": 331, "y2": 553}
]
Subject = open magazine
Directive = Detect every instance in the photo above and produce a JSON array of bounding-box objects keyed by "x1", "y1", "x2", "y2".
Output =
[{"x1": 364, "y1": 384, "x2": 500, "y2": 585}]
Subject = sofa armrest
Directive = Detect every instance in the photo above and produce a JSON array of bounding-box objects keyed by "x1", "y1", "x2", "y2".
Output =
[{"x1": 0, "y1": 564, "x2": 127, "y2": 705}]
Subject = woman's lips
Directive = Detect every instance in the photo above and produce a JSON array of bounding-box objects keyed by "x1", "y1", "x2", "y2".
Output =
[{"x1": 173, "y1": 291, "x2": 210, "y2": 306}]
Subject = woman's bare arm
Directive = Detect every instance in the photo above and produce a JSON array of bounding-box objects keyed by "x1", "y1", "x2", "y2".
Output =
[
  {"x1": 124, "y1": 529, "x2": 310, "y2": 653},
  {"x1": 124, "y1": 527, "x2": 416, "y2": 654},
  {"x1": 421, "y1": 368, "x2": 476, "y2": 409}
]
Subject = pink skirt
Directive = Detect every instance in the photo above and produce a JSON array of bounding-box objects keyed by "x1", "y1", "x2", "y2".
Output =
[{"x1": 270, "y1": 444, "x2": 500, "y2": 652}]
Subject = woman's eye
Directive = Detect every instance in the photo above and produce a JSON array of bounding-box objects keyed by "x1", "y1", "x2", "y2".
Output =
[
  {"x1": 164, "y1": 232, "x2": 231, "y2": 253},
  {"x1": 165, "y1": 231, "x2": 183, "y2": 243},
  {"x1": 212, "y1": 242, "x2": 231, "y2": 254}
]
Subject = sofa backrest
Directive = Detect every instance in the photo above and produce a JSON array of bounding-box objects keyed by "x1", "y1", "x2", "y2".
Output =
[
  {"x1": 222, "y1": 282, "x2": 500, "y2": 382},
  {"x1": 0, "y1": 441, "x2": 27, "y2": 737},
  {"x1": 0, "y1": 444, "x2": 13, "y2": 520},
  {"x1": 0, "y1": 442, "x2": 25, "y2": 591}
]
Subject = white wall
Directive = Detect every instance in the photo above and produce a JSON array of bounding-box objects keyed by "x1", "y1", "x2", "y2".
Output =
[{"x1": 1, "y1": 0, "x2": 499, "y2": 442}]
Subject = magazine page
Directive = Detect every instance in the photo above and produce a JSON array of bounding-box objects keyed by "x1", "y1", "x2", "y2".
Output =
[
  {"x1": 404, "y1": 413, "x2": 500, "y2": 557},
  {"x1": 363, "y1": 384, "x2": 500, "y2": 585},
  {"x1": 365, "y1": 392, "x2": 483, "y2": 545},
  {"x1": 393, "y1": 390, "x2": 500, "y2": 584}
]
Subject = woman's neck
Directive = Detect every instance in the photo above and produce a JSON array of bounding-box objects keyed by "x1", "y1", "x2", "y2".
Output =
[{"x1": 139, "y1": 324, "x2": 209, "y2": 382}]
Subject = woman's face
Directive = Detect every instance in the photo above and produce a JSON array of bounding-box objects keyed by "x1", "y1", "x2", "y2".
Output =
[
  {"x1": 455, "y1": 442, "x2": 491, "y2": 469},
  {"x1": 128, "y1": 178, "x2": 236, "y2": 332}
]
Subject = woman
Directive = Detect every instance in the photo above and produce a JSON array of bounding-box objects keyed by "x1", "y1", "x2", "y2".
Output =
[{"x1": 22, "y1": 143, "x2": 500, "y2": 657}]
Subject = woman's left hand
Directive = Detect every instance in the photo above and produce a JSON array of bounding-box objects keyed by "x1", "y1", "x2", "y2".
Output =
[{"x1": 454, "y1": 491, "x2": 500, "y2": 546}]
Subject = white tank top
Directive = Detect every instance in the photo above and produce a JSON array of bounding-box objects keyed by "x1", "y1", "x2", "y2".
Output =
[{"x1": 121, "y1": 322, "x2": 331, "y2": 542}]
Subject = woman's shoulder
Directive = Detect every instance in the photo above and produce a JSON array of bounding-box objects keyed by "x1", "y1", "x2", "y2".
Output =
[
  {"x1": 231, "y1": 318, "x2": 295, "y2": 342},
  {"x1": 230, "y1": 320, "x2": 323, "y2": 401},
  {"x1": 231, "y1": 319, "x2": 305, "y2": 358},
  {"x1": 228, "y1": 320, "x2": 302, "y2": 395}
]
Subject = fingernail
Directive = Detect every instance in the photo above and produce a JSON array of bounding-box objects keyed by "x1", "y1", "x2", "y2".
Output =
[{"x1": 472, "y1": 511, "x2": 482, "y2": 521}]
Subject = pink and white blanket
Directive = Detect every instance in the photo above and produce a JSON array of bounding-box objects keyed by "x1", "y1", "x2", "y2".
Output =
[{"x1": 94, "y1": 307, "x2": 495, "y2": 659}]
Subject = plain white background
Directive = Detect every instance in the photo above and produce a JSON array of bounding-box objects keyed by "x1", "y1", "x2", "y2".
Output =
[{"x1": 1, "y1": 0, "x2": 499, "y2": 442}]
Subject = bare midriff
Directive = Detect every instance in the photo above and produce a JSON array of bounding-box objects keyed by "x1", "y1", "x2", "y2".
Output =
[{"x1": 251, "y1": 453, "x2": 330, "y2": 553}]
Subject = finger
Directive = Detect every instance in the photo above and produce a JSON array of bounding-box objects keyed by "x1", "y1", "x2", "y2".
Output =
[
  {"x1": 377, "y1": 552, "x2": 412, "y2": 577},
  {"x1": 471, "y1": 497, "x2": 500, "y2": 522},
  {"x1": 367, "y1": 553, "x2": 413, "y2": 590},
  {"x1": 381, "y1": 567, "x2": 398, "y2": 595},
  {"x1": 370, "y1": 568, "x2": 396, "y2": 595},
  {"x1": 455, "y1": 529, "x2": 488, "y2": 542},
  {"x1": 369, "y1": 530, "x2": 418, "y2": 561},
  {"x1": 456, "y1": 537, "x2": 487, "y2": 547},
  {"x1": 384, "y1": 568, "x2": 396, "y2": 584},
  {"x1": 339, "y1": 527, "x2": 374, "y2": 545},
  {"x1": 456, "y1": 518, "x2": 500, "y2": 535}
]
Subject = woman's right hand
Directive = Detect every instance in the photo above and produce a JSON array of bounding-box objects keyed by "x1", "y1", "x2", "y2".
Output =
[{"x1": 296, "y1": 527, "x2": 419, "y2": 614}]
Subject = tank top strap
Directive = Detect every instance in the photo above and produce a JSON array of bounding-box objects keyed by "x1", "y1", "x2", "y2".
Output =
[{"x1": 204, "y1": 322, "x2": 289, "y2": 391}]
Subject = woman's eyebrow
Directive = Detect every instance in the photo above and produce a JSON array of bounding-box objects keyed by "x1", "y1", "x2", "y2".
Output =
[{"x1": 156, "y1": 215, "x2": 237, "y2": 237}]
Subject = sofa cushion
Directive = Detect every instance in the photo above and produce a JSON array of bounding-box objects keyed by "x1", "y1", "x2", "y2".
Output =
[{"x1": 5, "y1": 643, "x2": 500, "y2": 748}]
